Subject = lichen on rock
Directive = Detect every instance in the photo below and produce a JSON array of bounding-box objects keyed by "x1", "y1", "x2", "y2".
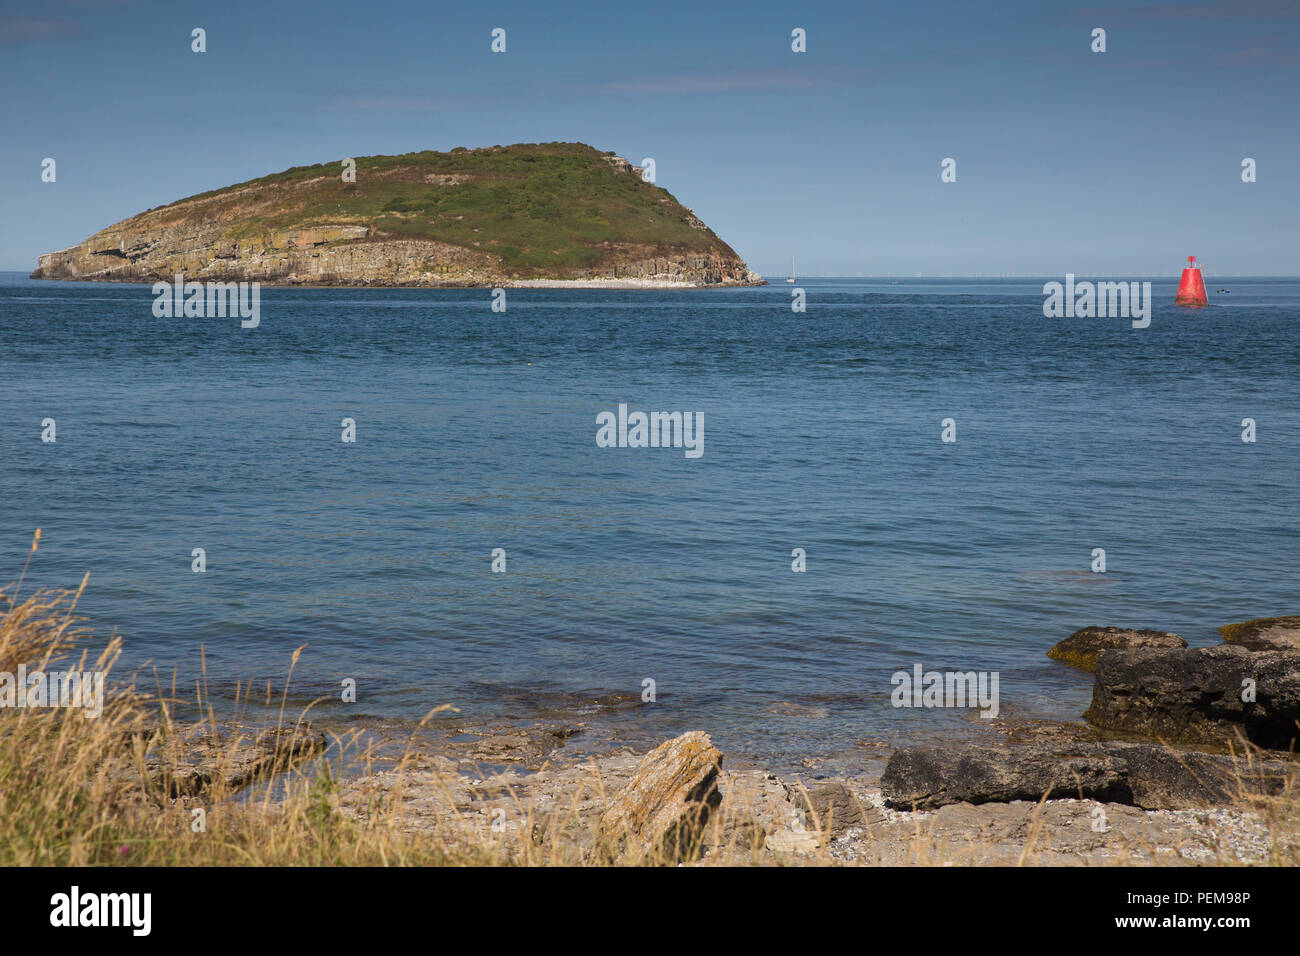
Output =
[{"x1": 1047, "y1": 625, "x2": 1186, "y2": 672}]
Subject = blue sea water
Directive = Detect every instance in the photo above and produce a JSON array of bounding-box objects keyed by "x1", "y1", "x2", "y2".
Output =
[{"x1": 2, "y1": 274, "x2": 1297, "y2": 766}]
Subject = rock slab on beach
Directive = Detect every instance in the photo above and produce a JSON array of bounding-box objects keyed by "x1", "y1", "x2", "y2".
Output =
[
  {"x1": 596, "y1": 730, "x2": 722, "y2": 861},
  {"x1": 1047, "y1": 626, "x2": 1186, "y2": 672},
  {"x1": 783, "y1": 780, "x2": 870, "y2": 837},
  {"x1": 881, "y1": 742, "x2": 1292, "y2": 811},
  {"x1": 148, "y1": 724, "x2": 327, "y2": 798},
  {"x1": 881, "y1": 745, "x2": 1128, "y2": 809},
  {"x1": 1083, "y1": 645, "x2": 1300, "y2": 748}
]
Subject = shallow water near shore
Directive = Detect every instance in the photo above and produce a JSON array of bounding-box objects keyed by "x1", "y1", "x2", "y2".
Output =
[{"x1": 3, "y1": 274, "x2": 1297, "y2": 769}]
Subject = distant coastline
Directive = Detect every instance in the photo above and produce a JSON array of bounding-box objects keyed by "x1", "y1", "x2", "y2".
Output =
[{"x1": 23, "y1": 273, "x2": 765, "y2": 291}]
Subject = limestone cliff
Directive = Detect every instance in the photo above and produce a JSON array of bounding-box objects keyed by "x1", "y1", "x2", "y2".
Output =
[{"x1": 32, "y1": 142, "x2": 763, "y2": 288}]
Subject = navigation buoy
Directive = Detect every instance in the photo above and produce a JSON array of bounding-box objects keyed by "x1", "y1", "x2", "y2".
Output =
[{"x1": 1175, "y1": 255, "x2": 1208, "y2": 307}]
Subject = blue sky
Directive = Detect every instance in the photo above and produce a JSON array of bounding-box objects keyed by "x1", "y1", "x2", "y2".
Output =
[{"x1": 1, "y1": 0, "x2": 1297, "y2": 275}]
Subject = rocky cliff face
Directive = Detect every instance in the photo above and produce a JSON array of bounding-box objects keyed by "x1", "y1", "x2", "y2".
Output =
[{"x1": 32, "y1": 143, "x2": 764, "y2": 288}]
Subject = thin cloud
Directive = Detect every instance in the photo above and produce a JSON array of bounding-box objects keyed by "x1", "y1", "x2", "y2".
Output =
[
  {"x1": 599, "y1": 70, "x2": 818, "y2": 95},
  {"x1": 325, "y1": 93, "x2": 459, "y2": 114},
  {"x1": 0, "y1": 16, "x2": 78, "y2": 45},
  {"x1": 1214, "y1": 43, "x2": 1300, "y2": 66},
  {"x1": 1074, "y1": 0, "x2": 1300, "y2": 20}
]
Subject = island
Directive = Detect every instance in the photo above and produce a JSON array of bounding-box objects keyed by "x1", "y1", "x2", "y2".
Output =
[{"x1": 30, "y1": 142, "x2": 764, "y2": 289}]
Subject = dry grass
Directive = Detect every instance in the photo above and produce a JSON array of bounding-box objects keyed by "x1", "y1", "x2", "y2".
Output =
[{"x1": 0, "y1": 537, "x2": 469, "y2": 866}]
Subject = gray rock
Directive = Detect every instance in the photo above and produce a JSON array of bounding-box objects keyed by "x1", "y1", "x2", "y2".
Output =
[
  {"x1": 1220, "y1": 615, "x2": 1300, "y2": 653},
  {"x1": 782, "y1": 780, "x2": 871, "y2": 836},
  {"x1": 1047, "y1": 626, "x2": 1185, "y2": 672},
  {"x1": 1084, "y1": 645, "x2": 1300, "y2": 748},
  {"x1": 1113, "y1": 744, "x2": 1291, "y2": 809},
  {"x1": 881, "y1": 745, "x2": 1129, "y2": 810},
  {"x1": 881, "y1": 741, "x2": 1294, "y2": 811}
]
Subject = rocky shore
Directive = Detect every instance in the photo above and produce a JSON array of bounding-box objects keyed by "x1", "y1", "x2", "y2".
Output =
[
  {"x1": 31, "y1": 243, "x2": 763, "y2": 289},
  {"x1": 324, "y1": 718, "x2": 1294, "y2": 866},
  {"x1": 155, "y1": 617, "x2": 1300, "y2": 865}
]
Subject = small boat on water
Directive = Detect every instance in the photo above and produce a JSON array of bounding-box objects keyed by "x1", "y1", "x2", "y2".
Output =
[{"x1": 786, "y1": 253, "x2": 796, "y2": 283}]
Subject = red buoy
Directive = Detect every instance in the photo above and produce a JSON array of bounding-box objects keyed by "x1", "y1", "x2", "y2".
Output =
[{"x1": 1175, "y1": 255, "x2": 1208, "y2": 307}]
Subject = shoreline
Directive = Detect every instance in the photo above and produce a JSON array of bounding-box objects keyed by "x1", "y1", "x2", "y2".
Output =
[
  {"x1": 24, "y1": 274, "x2": 769, "y2": 290},
  {"x1": 311, "y1": 622, "x2": 1300, "y2": 863},
  {"x1": 504, "y1": 277, "x2": 766, "y2": 289},
  {"x1": 5, "y1": 542, "x2": 1297, "y2": 865},
  {"x1": 320, "y1": 712, "x2": 1295, "y2": 866}
]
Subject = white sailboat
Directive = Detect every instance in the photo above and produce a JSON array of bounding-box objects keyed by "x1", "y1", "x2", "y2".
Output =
[{"x1": 786, "y1": 253, "x2": 796, "y2": 283}]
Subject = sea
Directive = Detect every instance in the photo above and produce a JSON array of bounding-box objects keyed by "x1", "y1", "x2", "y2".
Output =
[{"x1": 2, "y1": 274, "x2": 1296, "y2": 769}]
